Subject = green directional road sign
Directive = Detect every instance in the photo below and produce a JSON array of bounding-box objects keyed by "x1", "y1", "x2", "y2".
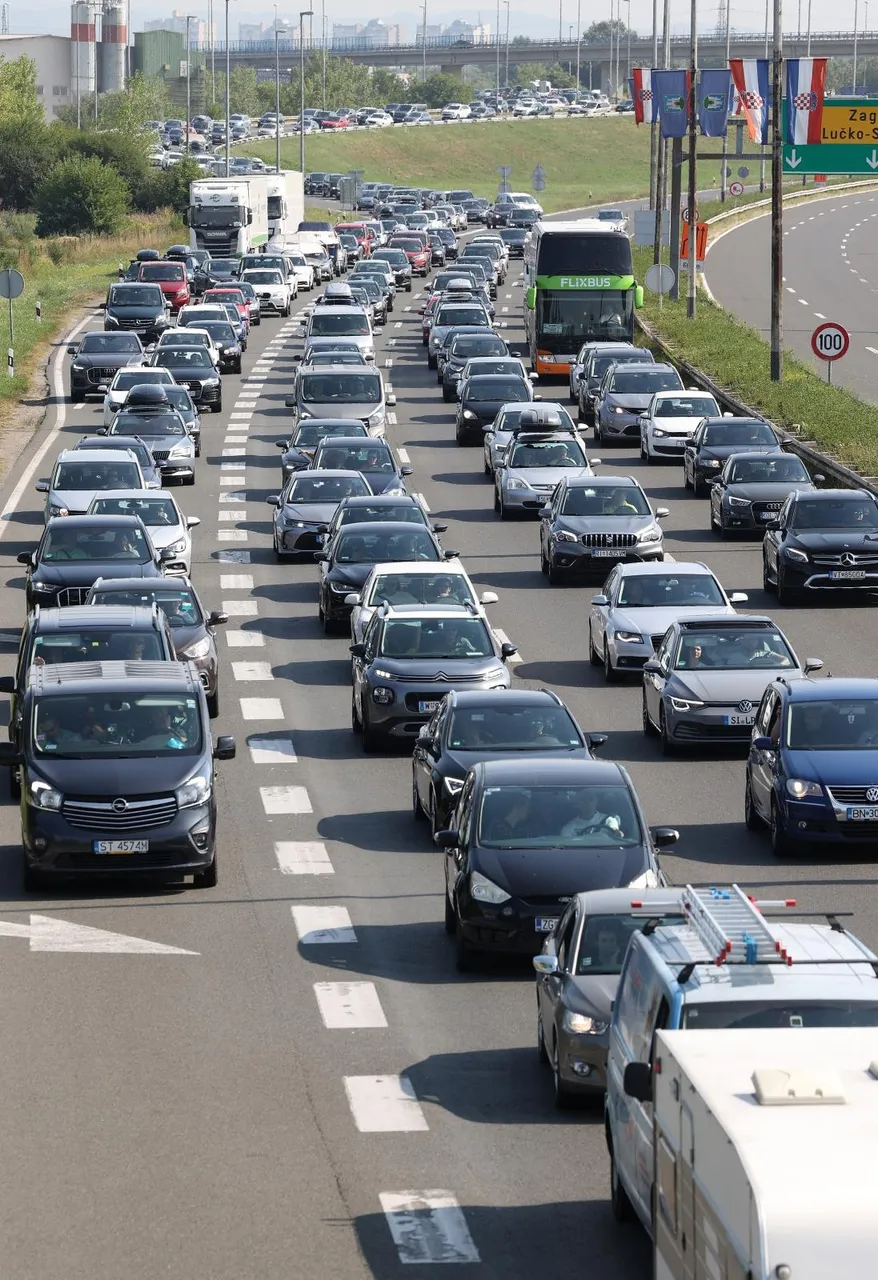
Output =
[{"x1": 783, "y1": 143, "x2": 878, "y2": 174}]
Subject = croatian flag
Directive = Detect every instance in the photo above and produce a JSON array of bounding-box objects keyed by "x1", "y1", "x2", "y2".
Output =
[
  {"x1": 631, "y1": 67, "x2": 656, "y2": 125},
  {"x1": 785, "y1": 58, "x2": 827, "y2": 144},
  {"x1": 729, "y1": 58, "x2": 770, "y2": 144}
]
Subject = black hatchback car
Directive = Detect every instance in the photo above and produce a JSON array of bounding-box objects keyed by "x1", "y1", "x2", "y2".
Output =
[
  {"x1": 762, "y1": 488, "x2": 878, "y2": 602},
  {"x1": 103, "y1": 283, "x2": 170, "y2": 344},
  {"x1": 682, "y1": 416, "x2": 783, "y2": 497},
  {"x1": 68, "y1": 331, "x2": 145, "y2": 402},
  {"x1": 456, "y1": 374, "x2": 536, "y2": 445},
  {"x1": 437, "y1": 758, "x2": 674, "y2": 970},
  {"x1": 0, "y1": 660, "x2": 235, "y2": 891},
  {"x1": 412, "y1": 688, "x2": 604, "y2": 837},
  {"x1": 148, "y1": 346, "x2": 223, "y2": 413},
  {"x1": 20, "y1": 515, "x2": 169, "y2": 610},
  {"x1": 317, "y1": 521, "x2": 453, "y2": 632}
]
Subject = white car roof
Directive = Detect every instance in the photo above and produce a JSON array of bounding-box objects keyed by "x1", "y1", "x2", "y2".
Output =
[
  {"x1": 57, "y1": 448, "x2": 137, "y2": 464},
  {"x1": 615, "y1": 560, "x2": 716, "y2": 577},
  {"x1": 368, "y1": 560, "x2": 468, "y2": 578},
  {"x1": 650, "y1": 389, "x2": 718, "y2": 402},
  {"x1": 88, "y1": 488, "x2": 181, "y2": 509}
]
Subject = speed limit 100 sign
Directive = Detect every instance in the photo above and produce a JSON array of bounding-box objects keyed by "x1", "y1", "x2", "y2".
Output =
[{"x1": 811, "y1": 322, "x2": 850, "y2": 362}]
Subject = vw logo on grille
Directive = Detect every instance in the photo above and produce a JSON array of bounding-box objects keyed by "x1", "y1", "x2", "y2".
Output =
[
  {"x1": 737, "y1": 700, "x2": 754, "y2": 714},
  {"x1": 841, "y1": 552, "x2": 857, "y2": 566},
  {"x1": 111, "y1": 797, "x2": 129, "y2": 813},
  {"x1": 867, "y1": 788, "x2": 878, "y2": 803}
]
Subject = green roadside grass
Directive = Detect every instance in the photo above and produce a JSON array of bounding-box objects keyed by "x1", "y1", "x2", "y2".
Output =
[{"x1": 633, "y1": 243, "x2": 878, "y2": 476}]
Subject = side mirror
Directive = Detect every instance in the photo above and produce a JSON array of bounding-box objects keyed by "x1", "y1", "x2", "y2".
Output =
[
  {"x1": 213, "y1": 734, "x2": 236, "y2": 760},
  {"x1": 651, "y1": 826, "x2": 680, "y2": 848},
  {"x1": 532, "y1": 954, "x2": 559, "y2": 976},
  {"x1": 34, "y1": 480, "x2": 49, "y2": 493},
  {"x1": 158, "y1": 547, "x2": 176, "y2": 561},
  {"x1": 655, "y1": 507, "x2": 670, "y2": 519},
  {"x1": 66, "y1": 344, "x2": 78, "y2": 355},
  {"x1": 344, "y1": 593, "x2": 361, "y2": 606},
  {"x1": 266, "y1": 494, "x2": 280, "y2": 506},
  {"x1": 186, "y1": 516, "x2": 201, "y2": 529},
  {"x1": 0, "y1": 675, "x2": 15, "y2": 694},
  {"x1": 623, "y1": 1061, "x2": 653, "y2": 1104},
  {"x1": 643, "y1": 659, "x2": 661, "y2": 675},
  {"x1": 98, "y1": 302, "x2": 106, "y2": 310},
  {"x1": 500, "y1": 641, "x2": 518, "y2": 658},
  {"x1": 479, "y1": 591, "x2": 498, "y2": 605},
  {"x1": 590, "y1": 457, "x2": 601, "y2": 467},
  {"x1": 752, "y1": 735, "x2": 775, "y2": 752},
  {"x1": 208, "y1": 609, "x2": 228, "y2": 626},
  {"x1": 386, "y1": 393, "x2": 397, "y2": 407},
  {"x1": 804, "y1": 658, "x2": 824, "y2": 675},
  {"x1": 314, "y1": 551, "x2": 329, "y2": 562},
  {"x1": 374, "y1": 326, "x2": 383, "y2": 335},
  {"x1": 729, "y1": 592, "x2": 749, "y2": 603},
  {"x1": 442, "y1": 549, "x2": 459, "y2": 560},
  {"x1": 16, "y1": 551, "x2": 33, "y2": 565},
  {"x1": 763, "y1": 519, "x2": 780, "y2": 531},
  {"x1": 532, "y1": 393, "x2": 542, "y2": 401},
  {"x1": 432, "y1": 523, "x2": 448, "y2": 534},
  {"x1": 434, "y1": 828, "x2": 458, "y2": 849},
  {"x1": 96, "y1": 383, "x2": 109, "y2": 394},
  {"x1": 591, "y1": 593, "x2": 609, "y2": 607},
  {"x1": 275, "y1": 440, "x2": 289, "y2": 449},
  {"x1": 588, "y1": 733, "x2": 608, "y2": 752},
  {"x1": 528, "y1": 372, "x2": 538, "y2": 381},
  {"x1": 284, "y1": 396, "x2": 297, "y2": 408},
  {"x1": 400, "y1": 465, "x2": 413, "y2": 477},
  {"x1": 95, "y1": 427, "x2": 108, "y2": 436},
  {"x1": 814, "y1": 472, "x2": 825, "y2": 483},
  {"x1": 349, "y1": 642, "x2": 366, "y2": 658}
]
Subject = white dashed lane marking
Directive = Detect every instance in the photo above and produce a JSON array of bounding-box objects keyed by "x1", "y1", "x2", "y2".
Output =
[
  {"x1": 344, "y1": 1076, "x2": 429, "y2": 1133},
  {"x1": 397, "y1": 448, "x2": 411, "y2": 465},
  {"x1": 223, "y1": 598, "x2": 258, "y2": 615},
  {"x1": 380, "y1": 1192, "x2": 480, "y2": 1265},
  {"x1": 248, "y1": 734, "x2": 296, "y2": 763},
  {"x1": 232, "y1": 661, "x2": 274, "y2": 681},
  {"x1": 219, "y1": 509, "x2": 247, "y2": 521},
  {"x1": 314, "y1": 982, "x2": 387, "y2": 1028},
  {"x1": 276, "y1": 842, "x2": 334, "y2": 875},
  {"x1": 221, "y1": 574, "x2": 253, "y2": 590},
  {"x1": 291, "y1": 905, "x2": 356, "y2": 943},
  {"x1": 260, "y1": 785, "x2": 312, "y2": 815},
  {"x1": 217, "y1": 529, "x2": 248, "y2": 542},
  {"x1": 239, "y1": 697, "x2": 284, "y2": 720},
  {"x1": 226, "y1": 630, "x2": 264, "y2": 647}
]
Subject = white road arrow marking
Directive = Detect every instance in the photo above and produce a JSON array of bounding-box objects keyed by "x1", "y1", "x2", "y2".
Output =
[
  {"x1": 0, "y1": 915, "x2": 198, "y2": 954},
  {"x1": 867, "y1": 150, "x2": 878, "y2": 169},
  {"x1": 786, "y1": 150, "x2": 802, "y2": 169}
]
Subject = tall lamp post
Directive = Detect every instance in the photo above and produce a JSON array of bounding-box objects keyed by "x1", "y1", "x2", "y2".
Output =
[
  {"x1": 322, "y1": 3, "x2": 327, "y2": 109},
  {"x1": 275, "y1": 16, "x2": 287, "y2": 175},
  {"x1": 495, "y1": 0, "x2": 500, "y2": 100},
  {"x1": 224, "y1": 0, "x2": 232, "y2": 176},
  {"x1": 300, "y1": 8, "x2": 313, "y2": 177},
  {"x1": 185, "y1": 14, "x2": 196, "y2": 154},
  {"x1": 575, "y1": 0, "x2": 581, "y2": 89},
  {"x1": 623, "y1": 0, "x2": 631, "y2": 84},
  {"x1": 504, "y1": 0, "x2": 510, "y2": 86},
  {"x1": 854, "y1": 0, "x2": 860, "y2": 91},
  {"x1": 421, "y1": 0, "x2": 427, "y2": 82},
  {"x1": 208, "y1": 0, "x2": 215, "y2": 104}
]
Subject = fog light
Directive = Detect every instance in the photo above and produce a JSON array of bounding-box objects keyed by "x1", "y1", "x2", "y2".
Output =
[
  {"x1": 798, "y1": 821, "x2": 807, "y2": 829},
  {"x1": 34, "y1": 837, "x2": 47, "y2": 852},
  {"x1": 501, "y1": 906, "x2": 514, "y2": 917},
  {"x1": 570, "y1": 1060, "x2": 593, "y2": 1077}
]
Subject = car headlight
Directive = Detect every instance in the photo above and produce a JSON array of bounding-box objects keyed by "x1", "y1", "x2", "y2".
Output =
[
  {"x1": 639, "y1": 526, "x2": 662, "y2": 543},
  {"x1": 615, "y1": 631, "x2": 644, "y2": 644},
  {"x1": 384, "y1": 485, "x2": 405, "y2": 496},
  {"x1": 470, "y1": 870, "x2": 510, "y2": 904},
  {"x1": 104, "y1": 315, "x2": 119, "y2": 327},
  {"x1": 553, "y1": 530, "x2": 577, "y2": 543},
  {"x1": 703, "y1": 458, "x2": 721, "y2": 468},
  {"x1": 367, "y1": 408, "x2": 385, "y2": 425},
  {"x1": 48, "y1": 504, "x2": 69, "y2": 518},
  {"x1": 176, "y1": 774, "x2": 211, "y2": 808},
  {"x1": 371, "y1": 686, "x2": 395, "y2": 704},
  {"x1": 31, "y1": 581, "x2": 55, "y2": 592},
  {"x1": 651, "y1": 427, "x2": 666, "y2": 437},
  {"x1": 786, "y1": 778, "x2": 823, "y2": 799},
  {"x1": 298, "y1": 409, "x2": 312, "y2": 419},
  {"x1": 728, "y1": 496, "x2": 750, "y2": 508},
  {"x1": 28, "y1": 779, "x2": 63, "y2": 810},
  {"x1": 562, "y1": 1010, "x2": 609, "y2": 1035},
  {"x1": 785, "y1": 546, "x2": 808, "y2": 562},
  {"x1": 201, "y1": 376, "x2": 220, "y2": 387},
  {"x1": 462, "y1": 410, "x2": 476, "y2": 419},
  {"x1": 628, "y1": 869, "x2": 660, "y2": 889},
  {"x1": 165, "y1": 537, "x2": 187, "y2": 555},
  {"x1": 505, "y1": 476, "x2": 531, "y2": 491},
  {"x1": 443, "y1": 776, "x2": 465, "y2": 796},
  {"x1": 330, "y1": 581, "x2": 357, "y2": 593},
  {"x1": 169, "y1": 443, "x2": 194, "y2": 458},
  {"x1": 611, "y1": 405, "x2": 626, "y2": 414},
  {"x1": 180, "y1": 635, "x2": 211, "y2": 659},
  {"x1": 71, "y1": 363, "x2": 86, "y2": 372},
  {"x1": 670, "y1": 696, "x2": 704, "y2": 712}
]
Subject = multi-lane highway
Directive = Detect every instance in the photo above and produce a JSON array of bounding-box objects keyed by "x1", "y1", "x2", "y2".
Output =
[
  {"x1": 2, "y1": 242, "x2": 878, "y2": 1279},
  {"x1": 706, "y1": 187, "x2": 878, "y2": 401}
]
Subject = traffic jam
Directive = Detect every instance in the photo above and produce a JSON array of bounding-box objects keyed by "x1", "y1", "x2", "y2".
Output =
[{"x1": 4, "y1": 178, "x2": 878, "y2": 1277}]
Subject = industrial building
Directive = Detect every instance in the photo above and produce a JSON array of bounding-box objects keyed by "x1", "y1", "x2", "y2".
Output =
[
  {"x1": 0, "y1": 5, "x2": 128, "y2": 122},
  {"x1": 0, "y1": 34, "x2": 74, "y2": 120}
]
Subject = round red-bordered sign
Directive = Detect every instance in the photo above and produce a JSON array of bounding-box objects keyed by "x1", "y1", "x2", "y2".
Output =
[
  {"x1": 729, "y1": 180, "x2": 744, "y2": 197},
  {"x1": 811, "y1": 322, "x2": 850, "y2": 362}
]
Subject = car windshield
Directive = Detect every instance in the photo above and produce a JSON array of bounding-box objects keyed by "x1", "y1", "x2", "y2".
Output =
[
  {"x1": 91, "y1": 496, "x2": 179, "y2": 527},
  {"x1": 447, "y1": 704, "x2": 582, "y2": 750},
  {"x1": 301, "y1": 373, "x2": 381, "y2": 403},
  {"x1": 562, "y1": 486, "x2": 649, "y2": 516},
  {"x1": 497, "y1": 406, "x2": 574, "y2": 433},
  {"x1": 201, "y1": 323, "x2": 236, "y2": 343},
  {"x1": 335, "y1": 528, "x2": 439, "y2": 564},
  {"x1": 393, "y1": 238, "x2": 425, "y2": 252},
  {"x1": 509, "y1": 439, "x2": 586, "y2": 468},
  {"x1": 379, "y1": 616, "x2": 492, "y2": 659},
  {"x1": 654, "y1": 396, "x2": 718, "y2": 417},
  {"x1": 90, "y1": 585, "x2": 201, "y2": 624},
  {"x1": 477, "y1": 784, "x2": 641, "y2": 848},
  {"x1": 206, "y1": 290, "x2": 244, "y2": 304},
  {"x1": 786, "y1": 698, "x2": 878, "y2": 750},
  {"x1": 293, "y1": 424, "x2": 366, "y2": 448},
  {"x1": 704, "y1": 421, "x2": 777, "y2": 447},
  {"x1": 112, "y1": 371, "x2": 164, "y2": 390},
  {"x1": 109, "y1": 286, "x2": 162, "y2": 306},
  {"x1": 790, "y1": 498, "x2": 878, "y2": 529},
  {"x1": 591, "y1": 350, "x2": 650, "y2": 378},
  {"x1": 316, "y1": 444, "x2": 393, "y2": 472},
  {"x1": 154, "y1": 348, "x2": 212, "y2": 368},
  {"x1": 436, "y1": 308, "x2": 489, "y2": 327},
  {"x1": 682, "y1": 1001, "x2": 878, "y2": 1030},
  {"x1": 309, "y1": 313, "x2": 370, "y2": 336},
  {"x1": 367, "y1": 572, "x2": 474, "y2": 607},
  {"x1": 310, "y1": 351, "x2": 365, "y2": 366},
  {"x1": 728, "y1": 457, "x2": 809, "y2": 484},
  {"x1": 574, "y1": 913, "x2": 671, "y2": 975},
  {"x1": 242, "y1": 270, "x2": 283, "y2": 284},
  {"x1": 287, "y1": 475, "x2": 369, "y2": 502},
  {"x1": 96, "y1": 439, "x2": 152, "y2": 468},
  {"x1": 32, "y1": 630, "x2": 165, "y2": 664},
  {"x1": 33, "y1": 694, "x2": 201, "y2": 758},
  {"x1": 112, "y1": 413, "x2": 186, "y2": 437},
  {"x1": 467, "y1": 377, "x2": 527, "y2": 401},
  {"x1": 673, "y1": 626, "x2": 796, "y2": 670},
  {"x1": 80, "y1": 334, "x2": 141, "y2": 353},
  {"x1": 209, "y1": 261, "x2": 238, "y2": 277},
  {"x1": 163, "y1": 388, "x2": 195, "y2": 413},
  {"x1": 610, "y1": 370, "x2": 682, "y2": 393},
  {"x1": 139, "y1": 265, "x2": 184, "y2": 281},
  {"x1": 42, "y1": 524, "x2": 151, "y2": 562},
  {"x1": 55, "y1": 462, "x2": 140, "y2": 490},
  {"x1": 616, "y1": 573, "x2": 725, "y2": 608}
]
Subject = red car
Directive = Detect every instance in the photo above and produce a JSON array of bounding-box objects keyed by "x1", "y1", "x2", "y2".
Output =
[
  {"x1": 136, "y1": 260, "x2": 190, "y2": 311},
  {"x1": 202, "y1": 286, "x2": 252, "y2": 329},
  {"x1": 336, "y1": 222, "x2": 373, "y2": 257},
  {"x1": 389, "y1": 234, "x2": 430, "y2": 277},
  {"x1": 321, "y1": 114, "x2": 350, "y2": 130}
]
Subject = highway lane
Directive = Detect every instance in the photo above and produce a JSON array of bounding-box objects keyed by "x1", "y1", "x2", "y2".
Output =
[
  {"x1": 1, "y1": 249, "x2": 878, "y2": 1277},
  {"x1": 706, "y1": 188, "x2": 878, "y2": 401}
]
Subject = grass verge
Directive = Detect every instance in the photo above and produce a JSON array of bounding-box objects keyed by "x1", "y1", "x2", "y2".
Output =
[{"x1": 634, "y1": 243, "x2": 878, "y2": 475}]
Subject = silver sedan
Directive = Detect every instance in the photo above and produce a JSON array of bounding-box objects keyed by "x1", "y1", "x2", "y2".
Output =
[{"x1": 495, "y1": 434, "x2": 596, "y2": 519}]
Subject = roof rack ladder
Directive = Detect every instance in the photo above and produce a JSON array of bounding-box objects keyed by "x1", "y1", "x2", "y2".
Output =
[{"x1": 681, "y1": 885, "x2": 791, "y2": 966}]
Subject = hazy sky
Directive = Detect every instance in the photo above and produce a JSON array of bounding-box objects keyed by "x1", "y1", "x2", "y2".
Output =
[{"x1": 14, "y1": 0, "x2": 862, "y2": 41}]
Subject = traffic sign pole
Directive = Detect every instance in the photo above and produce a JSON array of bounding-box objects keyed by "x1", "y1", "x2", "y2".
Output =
[{"x1": 811, "y1": 321, "x2": 850, "y2": 384}]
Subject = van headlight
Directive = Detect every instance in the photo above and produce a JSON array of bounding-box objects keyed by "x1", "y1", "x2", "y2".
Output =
[
  {"x1": 28, "y1": 779, "x2": 62, "y2": 810},
  {"x1": 786, "y1": 778, "x2": 823, "y2": 799},
  {"x1": 169, "y1": 442, "x2": 194, "y2": 458},
  {"x1": 367, "y1": 408, "x2": 384, "y2": 425},
  {"x1": 176, "y1": 774, "x2": 211, "y2": 808},
  {"x1": 470, "y1": 870, "x2": 510, "y2": 904}
]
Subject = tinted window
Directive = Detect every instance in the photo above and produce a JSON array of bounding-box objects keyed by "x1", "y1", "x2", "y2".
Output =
[
  {"x1": 91, "y1": 496, "x2": 179, "y2": 526},
  {"x1": 301, "y1": 373, "x2": 381, "y2": 403},
  {"x1": 90, "y1": 585, "x2": 201, "y2": 624},
  {"x1": 436, "y1": 307, "x2": 489, "y2": 327},
  {"x1": 790, "y1": 498, "x2": 878, "y2": 530},
  {"x1": 112, "y1": 413, "x2": 186, "y2": 436},
  {"x1": 108, "y1": 286, "x2": 163, "y2": 306},
  {"x1": 727, "y1": 456, "x2": 809, "y2": 484},
  {"x1": 366, "y1": 572, "x2": 475, "y2": 607},
  {"x1": 466, "y1": 377, "x2": 528, "y2": 401},
  {"x1": 617, "y1": 572, "x2": 724, "y2": 607},
  {"x1": 33, "y1": 694, "x2": 201, "y2": 757},
  {"x1": 447, "y1": 704, "x2": 582, "y2": 750},
  {"x1": 703, "y1": 420, "x2": 777, "y2": 447},
  {"x1": 55, "y1": 462, "x2": 140, "y2": 490},
  {"x1": 154, "y1": 348, "x2": 212, "y2": 368},
  {"x1": 591, "y1": 349, "x2": 649, "y2": 378},
  {"x1": 139, "y1": 264, "x2": 185, "y2": 281},
  {"x1": 380, "y1": 616, "x2": 492, "y2": 658},
  {"x1": 536, "y1": 232, "x2": 632, "y2": 276},
  {"x1": 241, "y1": 270, "x2": 283, "y2": 285},
  {"x1": 80, "y1": 333, "x2": 141, "y2": 353},
  {"x1": 286, "y1": 475, "x2": 369, "y2": 502},
  {"x1": 309, "y1": 313, "x2": 370, "y2": 336},
  {"x1": 682, "y1": 1001, "x2": 878, "y2": 1030},
  {"x1": 672, "y1": 627, "x2": 795, "y2": 670},
  {"x1": 787, "y1": 698, "x2": 878, "y2": 750},
  {"x1": 653, "y1": 396, "x2": 718, "y2": 417},
  {"x1": 609, "y1": 370, "x2": 682, "y2": 393},
  {"x1": 509, "y1": 439, "x2": 586, "y2": 467},
  {"x1": 33, "y1": 631, "x2": 164, "y2": 664},
  {"x1": 562, "y1": 485, "x2": 649, "y2": 516},
  {"x1": 452, "y1": 338, "x2": 506, "y2": 359},
  {"x1": 42, "y1": 524, "x2": 150, "y2": 562},
  {"x1": 477, "y1": 784, "x2": 641, "y2": 848},
  {"x1": 334, "y1": 528, "x2": 439, "y2": 563}
]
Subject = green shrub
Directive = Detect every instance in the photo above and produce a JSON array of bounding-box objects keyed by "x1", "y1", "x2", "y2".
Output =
[{"x1": 35, "y1": 155, "x2": 130, "y2": 237}]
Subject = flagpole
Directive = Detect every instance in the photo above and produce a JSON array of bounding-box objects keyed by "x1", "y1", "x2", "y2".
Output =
[
  {"x1": 760, "y1": 0, "x2": 769, "y2": 192},
  {"x1": 687, "y1": 0, "x2": 698, "y2": 318},
  {"x1": 720, "y1": 13, "x2": 731, "y2": 201},
  {"x1": 649, "y1": 0, "x2": 658, "y2": 207},
  {"x1": 770, "y1": 0, "x2": 783, "y2": 380},
  {"x1": 653, "y1": 0, "x2": 670, "y2": 267}
]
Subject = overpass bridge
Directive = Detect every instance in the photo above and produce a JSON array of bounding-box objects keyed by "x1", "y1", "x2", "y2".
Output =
[{"x1": 194, "y1": 29, "x2": 876, "y2": 82}]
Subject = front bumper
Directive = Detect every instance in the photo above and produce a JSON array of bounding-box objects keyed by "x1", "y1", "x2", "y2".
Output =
[
  {"x1": 549, "y1": 542, "x2": 663, "y2": 576},
  {"x1": 367, "y1": 679, "x2": 509, "y2": 737},
  {"x1": 646, "y1": 433, "x2": 691, "y2": 458},
  {"x1": 556, "y1": 1029, "x2": 609, "y2": 1092},
  {"x1": 22, "y1": 802, "x2": 216, "y2": 877},
  {"x1": 599, "y1": 414, "x2": 642, "y2": 439},
  {"x1": 779, "y1": 558, "x2": 878, "y2": 590},
  {"x1": 158, "y1": 458, "x2": 196, "y2": 479},
  {"x1": 665, "y1": 702, "x2": 757, "y2": 744},
  {"x1": 719, "y1": 502, "x2": 784, "y2": 531},
  {"x1": 779, "y1": 792, "x2": 878, "y2": 845},
  {"x1": 457, "y1": 414, "x2": 492, "y2": 441},
  {"x1": 277, "y1": 523, "x2": 325, "y2": 555},
  {"x1": 457, "y1": 896, "x2": 568, "y2": 955},
  {"x1": 256, "y1": 292, "x2": 289, "y2": 313}
]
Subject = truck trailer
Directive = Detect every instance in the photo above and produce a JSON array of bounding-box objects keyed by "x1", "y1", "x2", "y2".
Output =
[
  {"x1": 266, "y1": 170, "x2": 304, "y2": 242},
  {"x1": 186, "y1": 176, "x2": 270, "y2": 258}
]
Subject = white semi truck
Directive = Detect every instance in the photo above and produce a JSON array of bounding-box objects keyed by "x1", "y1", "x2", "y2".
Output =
[
  {"x1": 628, "y1": 1026, "x2": 878, "y2": 1280},
  {"x1": 265, "y1": 170, "x2": 304, "y2": 242},
  {"x1": 186, "y1": 176, "x2": 270, "y2": 258}
]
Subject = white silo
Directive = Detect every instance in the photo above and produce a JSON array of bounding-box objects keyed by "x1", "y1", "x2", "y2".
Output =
[
  {"x1": 98, "y1": 1, "x2": 126, "y2": 92},
  {"x1": 70, "y1": 1, "x2": 96, "y2": 103}
]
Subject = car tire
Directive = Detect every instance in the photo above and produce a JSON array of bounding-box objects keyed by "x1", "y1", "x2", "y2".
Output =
[
  {"x1": 540, "y1": 543, "x2": 549, "y2": 576},
  {"x1": 22, "y1": 852, "x2": 43, "y2": 894},
  {"x1": 684, "y1": 463, "x2": 693, "y2": 491},
  {"x1": 483, "y1": 454, "x2": 492, "y2": 477},
  {"x1": 351, "y1": 692, "x2": 362, "y2": 734},
  {"x1": 442, "y1": 386, "x2": 453, "y2": 402},
  {"x1": 552, "y1": 1035, "x2": 576, "y2": 1110},
  {"x1": 206, "y1": 687, "x2": 219, "y2": 719},
  {"x1": 537, "y1": 1005, "x2": 549, "y2": 1064},
  {"x1": 770, "y1": 797, "x2": 793, "y2": 857},
  {"x1": 659, "y1": 706, "x2": 677, "y2": 756},
  {"x1": 610, "y1": 1150, "x2": 635, "y2": 1223},
  {"x1": 692, "y1": 472, "x2": 704, "y2": 497},
  {"x1": 639, "y1": 439, "x2": 647, "y2": 460},
  {"x1": 212, "y1": 401, "x2": 222, "y2": 414},
  {"x1": 406, "y1": 282, "x2": 412, "y2": 291},
  {"x1": 70, "y1": 389, "x2": 85, "y2": 404},
  {"x1": 589, "y1": 622, "x2": 602, "y2": 667},
  {"x1": 412, "y1": 773, "x2": 426, "y2": 821},
  {"x1": 234, "y1": 358, "x2": 242, "y2": 374},
  {"x1": 9, "y1": 767, "x2": 20, "y2": 800},
  {"x1": 762, "y1": 553, "x2": 775, "y2": 593},
  {"x1": 642, "y1": 688, "x2": 658, "y2": 736},
  {"x1": 744, "y1": 774, "x2": 763, "y2": 830},
  {"x1": 776, "y1": 567, "x2": 797, "y2": 606},
  {"x1": 183, "y1": 473, "x2": 196, "y2": 486},
  {"x1": 193, "y1": 857, "x2": 218, "y2": 889},
  {"x1": 710, "y1": 504, "x2": 722, "y2": 534},
  {"x1": 547, "y1": 560, "x2": 563, "y2": 586},
  {"x1": 444, "y1": 891, "x2": 457, "y2": 935},
  {"x1": 603, "y1": 642, "x2": 619, "y2": 684},
  {"x1": 427, "y1": 353, "x2": 437, "y2": 369},
  {"x1": 361, "y1": 711, "x2": 380, "y2": 754}
]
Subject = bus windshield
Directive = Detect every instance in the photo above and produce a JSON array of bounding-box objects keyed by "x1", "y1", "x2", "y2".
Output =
[{"x1": 537, "y1": 289, "x2": 635, "y2": 346}]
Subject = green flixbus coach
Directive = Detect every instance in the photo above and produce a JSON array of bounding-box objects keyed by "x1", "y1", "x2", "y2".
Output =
[{"x1": 523, "y1": 220, "x2": 643, "y2": 379}]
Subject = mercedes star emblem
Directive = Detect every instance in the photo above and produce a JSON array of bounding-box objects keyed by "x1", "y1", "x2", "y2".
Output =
[{"x1": 841, "y1": 552, "x2": 857, "y2": 567}]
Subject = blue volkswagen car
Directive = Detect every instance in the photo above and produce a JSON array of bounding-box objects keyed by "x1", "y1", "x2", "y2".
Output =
[{"x1": 745, "y1": 676, "x2": 878, "y2": 856}]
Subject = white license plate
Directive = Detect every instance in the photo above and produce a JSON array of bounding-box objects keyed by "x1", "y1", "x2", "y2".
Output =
[
  {"x1": 93, "y1": 840, "x2": 149, "y2": 855},
  {"x1": 847, "y1": 807, "x2": 878, "y2": 821},
  {"x1": 830, "y1": 569, "x2": 866, "y2": 580},
  {"x1": 592, "y1": 548, "x2": 621, "y2": 557},
  {"x1": 535, "y1": 917, "x2": 559, "y2": 933},
  {"x1": 663, "y1": 439, "x2": 685, "y2": 448},
  {"x1": 418, "y1": 700, "x2": 440, "y2": 714},
  {"x1": 724, "y1": 714, "x2": 755, "y2": 726},
  {"x1": 758, "y1": 510, "x2": 777, "y2": 520}
]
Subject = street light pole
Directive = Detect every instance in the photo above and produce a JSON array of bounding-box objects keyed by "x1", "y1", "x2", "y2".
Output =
[
  {"x1": 575, "y1": 0, "x2": 581, "y2": 89},
  {"x1": 624, "y1": 0, "x2": 631, "y2": 84},
  {"x1": 770, "y1": 0, "x2": 783, "y2": 380},
  {"x1": 496, "y1": 0, "x2": 500, "y2": 101},
  {"x1": 208, "y1": 0, "x2": 215, "y2": 104},
  {"x1": 300, "y1": 9, "x2": 313, "y2": 176},
  {"x1": 421, "y1": 0, "x2": 427, "y2": 82},
  {"x1": 275, "y1": 17, "x2": 287, "y2": 176},
  {"x1": 224, "y1": 0, "x2": 230, "y2": 176},
  {"x1": 322, "y1": 0, "x2": 327, "y2": 109},
  {"x1": 504, "y1": 0, "x2": 510, "y2": 87},
  {"x1": 686, "y1": 0, "x2": 698, "y2": 317},
  {"x1": 806, "y1": 0, "x2": 813, "y2": 51},
  {"x1": 185, "y1": 14, "x2": 194, "y2": 154},
  {"x1": 854, "y1": 0, "x2": 860, "y2": 91}
]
